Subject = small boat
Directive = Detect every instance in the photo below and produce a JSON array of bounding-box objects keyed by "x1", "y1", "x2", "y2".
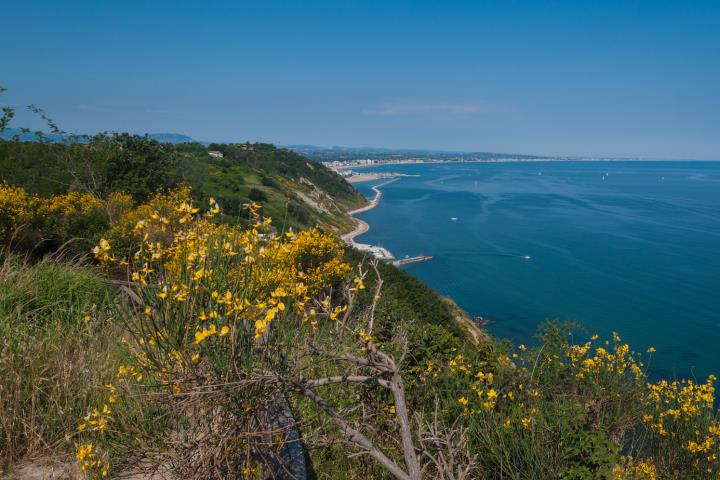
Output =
[
  {"x1": 450, "y1": 217, "x2": 458, "y2": 221},
  {"x1": 523, "y1": 255, "x2": 531, "y2": 260}
]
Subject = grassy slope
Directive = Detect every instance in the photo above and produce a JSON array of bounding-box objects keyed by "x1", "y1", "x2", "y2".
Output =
[{"x1": 170, "y1": 142, "x2": 365, "y2": 232}]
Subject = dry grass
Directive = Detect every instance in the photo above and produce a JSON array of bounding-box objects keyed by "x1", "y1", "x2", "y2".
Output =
[{"x1": 0, "y1": 254, "x2": 120, "y2": 470}]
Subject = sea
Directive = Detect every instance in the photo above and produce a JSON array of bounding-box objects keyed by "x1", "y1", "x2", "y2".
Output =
[{"x1": 352, "y1": 161, "x2": 720, "y2": 380}]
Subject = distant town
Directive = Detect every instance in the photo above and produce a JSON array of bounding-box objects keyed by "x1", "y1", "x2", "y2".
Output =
[{"x1": 322, "y1": 157, "x2": 552, "y2": 176}]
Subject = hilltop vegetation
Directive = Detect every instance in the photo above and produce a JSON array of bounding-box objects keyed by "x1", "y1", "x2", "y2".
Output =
[{"x1": 0, "y1": 134, "x2": 363, "y2": 244}]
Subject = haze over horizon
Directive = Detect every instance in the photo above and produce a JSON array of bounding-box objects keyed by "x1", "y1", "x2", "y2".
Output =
[{"x1": 4, "y1": 0, "x2": 719, "y2": 160}]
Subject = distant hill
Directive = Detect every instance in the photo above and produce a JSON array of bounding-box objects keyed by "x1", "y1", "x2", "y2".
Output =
[
  {"x1": 148, "y1": 132, "x2": 196, "y2": 144},
  {"x1": 0, "y1": 129, "x2": 199, "y2": 145}
]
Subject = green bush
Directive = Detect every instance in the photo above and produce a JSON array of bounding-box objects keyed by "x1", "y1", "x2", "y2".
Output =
[{"x1": 248, "y1": 187, "x2": 268, "y2": 203}]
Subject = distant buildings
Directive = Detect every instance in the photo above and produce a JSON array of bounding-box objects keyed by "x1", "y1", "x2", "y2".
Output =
[
  {"x1": 208, "y1": 150, "x2": 224, "y2": 158},
  {"x1": 324, "y1": 159, "x2": 375, "y2": 169},
  {"x1": 322, "y1": 158, "x2": 442, "y2": 170}
]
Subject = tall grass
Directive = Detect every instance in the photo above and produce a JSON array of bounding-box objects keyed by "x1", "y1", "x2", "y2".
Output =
[{"x1": 0, "y1": 253, "x2": 120, "y2": 468}]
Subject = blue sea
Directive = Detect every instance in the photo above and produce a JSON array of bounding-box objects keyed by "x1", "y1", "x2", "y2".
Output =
[{"x1": 352, "y1": 161, "x2": 720, "y2": 380}]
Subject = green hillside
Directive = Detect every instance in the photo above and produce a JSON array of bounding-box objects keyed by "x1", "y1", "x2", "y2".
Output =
[{"x1": 0, "y1": 134, "x2": 364, "y2": 234}]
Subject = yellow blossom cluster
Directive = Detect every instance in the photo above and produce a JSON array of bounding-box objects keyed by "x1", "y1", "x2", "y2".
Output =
[
  {"x1": 92, "y1": 188, "x2": 351, "y2": 392},
  {"x1": 77, "y1": 404, "x2": 112, "y2": 434},
  {"x1": 443, "y1": 351, "x2": 535, "y2": 429},
  {"x1": 75, "y1": 443, "x2": 110, "y2": 478},
  {"x1": 565, "y1": 333, "x2": 645, "y2": 383},
  {"x1": 612, "y1": 456, "x2": 657, "y2": 480},
  {"x1": 0, "y1": 182, "x2": 106, "y2": 247},
  {"x1": 0, "y1": 182, "x2": 38, "y2": 238},
  {"x1": 38, "y1": 190, "x2": 103, "y2": 218},
  {"x1": 74, "y1": 380, "x2": 123, "y2": 478},
  {"x1": 644, "y1": 375, "x2": 720, "y2": 473}
]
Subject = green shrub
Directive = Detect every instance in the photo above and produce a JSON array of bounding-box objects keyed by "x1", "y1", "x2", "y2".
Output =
[{"x1": 248, "y1": 187, "x2": 268, "y2": 203}]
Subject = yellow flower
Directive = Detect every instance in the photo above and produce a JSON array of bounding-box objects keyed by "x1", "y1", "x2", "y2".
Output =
[
  {"x1": 193, "y1": 324, "x2": 218, "y2": 344},
  {"x1": 75, "y1": 442, "x2": 94, "y2": 461},
  {"x1": 193, "y1": 268, "x2": 206, "y2": 281},
  {"x1": 255, "y1": 319, "x2": 268, "y2": 338}
]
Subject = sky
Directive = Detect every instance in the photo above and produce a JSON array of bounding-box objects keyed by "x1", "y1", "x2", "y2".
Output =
[{"x1": 3, "y1": 0, "x2": 719, "y2": 159}]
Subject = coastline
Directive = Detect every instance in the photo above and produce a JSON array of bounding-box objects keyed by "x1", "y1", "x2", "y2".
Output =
[
  {"x1": 330, "y1": 157, "x2": 700, "y2": 173},
  {"x1": 344, "y1": 172, "x2": 417, "y2": 184},
  {"x1": 341, "y1": 178, "x2": 398, "y2": 260}
]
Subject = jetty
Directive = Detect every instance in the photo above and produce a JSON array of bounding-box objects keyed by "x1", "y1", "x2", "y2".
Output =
[{"x1": 392, "y1": 255, "x2": 432, "y2": 266}]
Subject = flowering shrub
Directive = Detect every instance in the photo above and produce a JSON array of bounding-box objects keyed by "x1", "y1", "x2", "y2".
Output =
[
  {"x1": 644, "y1": 375, "x2": 720, "y2": 477},
  {"x1": 0, "y1": 182, "x2": 41, "y2": 244},
  {"x1": 413, "y1": 324, "x2": 656, "y2": 479},
  {"x1": 81, "y1": 191, "x2": 353, "y2": 478},
  {"x1": 0, "y1": 182, "x2": 107, "y2": 252}
]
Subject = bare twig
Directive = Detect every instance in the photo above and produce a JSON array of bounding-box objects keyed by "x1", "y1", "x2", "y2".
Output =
[{"x1": 303, "y1": 375, "x2": 392, "y2": 389}]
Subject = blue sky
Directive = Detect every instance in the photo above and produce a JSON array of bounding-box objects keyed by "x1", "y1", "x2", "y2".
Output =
[{"x1": 3, "y1": 0, "x2": 719, "y2": 159}]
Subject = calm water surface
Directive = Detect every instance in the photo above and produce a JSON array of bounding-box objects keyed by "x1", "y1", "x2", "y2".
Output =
[{"x1": 353, "y1": 161, "x2": 720, "y2": 380}]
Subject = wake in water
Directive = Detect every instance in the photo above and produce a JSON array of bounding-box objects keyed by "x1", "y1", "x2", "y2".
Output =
[{"x1": 472, "y1": 252, "x2": 531, "y2": 260}]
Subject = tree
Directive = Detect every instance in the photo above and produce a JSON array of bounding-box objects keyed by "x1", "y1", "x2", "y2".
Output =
[
  {"x1": 98, "y1": 133, "x2": 180, "y2": 201},
  {"x1": 0, "y1": 87, "x2": 15, "y2": 132}
]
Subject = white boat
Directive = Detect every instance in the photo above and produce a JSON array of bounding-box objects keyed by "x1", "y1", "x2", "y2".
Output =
[{"x1": 450, "y1": 217, "x2": 458, "y2": 221}]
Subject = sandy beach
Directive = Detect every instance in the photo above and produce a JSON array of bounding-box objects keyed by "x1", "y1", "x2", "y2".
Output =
[
  {"x1": 343, "y1": 172, "x2": 416, "y2": 184},
  {"x1": 341, "y1": 179, "x2": 398, "y2": 259}
]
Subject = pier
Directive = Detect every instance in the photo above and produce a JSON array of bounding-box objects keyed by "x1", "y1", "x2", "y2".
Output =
[{"x1": 392, "y1": 255, "x2": 432, "y2": 266}]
